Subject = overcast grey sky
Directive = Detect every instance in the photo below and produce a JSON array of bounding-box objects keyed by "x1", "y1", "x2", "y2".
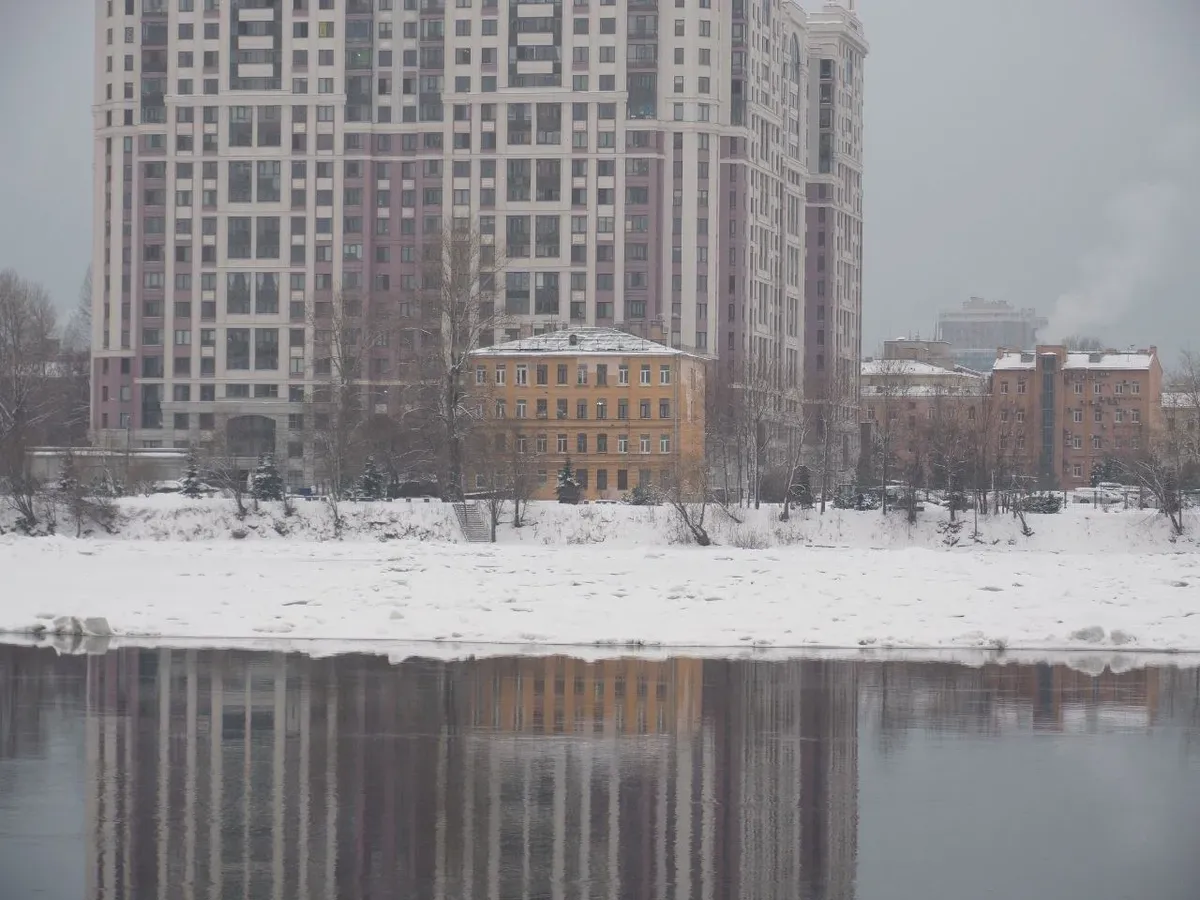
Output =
[{"x1": 1, "y1": 0, "x2": 1197, "y2": 357}]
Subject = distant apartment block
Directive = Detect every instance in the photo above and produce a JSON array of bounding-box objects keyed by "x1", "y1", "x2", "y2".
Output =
[
  {"x1": 90, "y1": 0, "x2": 867, "y2": 490},
  {"x1": 860, "y1": 340, "x2": 1164, "y2": 489},
  {"x1": 860, "y1": 339, "x2": 987, "y2": 474},
  {"x1": 992, "y1": 345, "x2": 1162, "y2": 486},
  {"x1": 467, "y1": 326, "x2": 706, "y2": 499},
  {"x1": 936, "y1": 297, "x2": 1046, "y2": 374}
]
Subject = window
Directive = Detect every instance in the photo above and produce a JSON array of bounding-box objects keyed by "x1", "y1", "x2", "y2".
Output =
[
  {"x1": 1074, "y1": 382, "x2": 1084, "y2": 394},
  {"x1": 659, "y1": 399, "x2": 670, "y2": 419},
  {"x1": 639, "y1": 434, "x2": 651, "y2": 454},
  {"x1": 660, "y1": 434, "x2": 671, "y2": 454},
  {"x1": 659, "y1": 365, "x2": 671, "y2": 385},
  {"x1": 515, "y1": 364, "x2": 528, "y2": 386},
  {"x1": 1094, "y1": 382, "x2": 1103, "y2": 394},
  {"x1": 618, "y1": 364, "x2": 629, "y2": 385},
  {"x1": 557, "y1": 433, "x2": 568, "y2": 453},
  {"x1": 1072, "y1": 409, "x2": 1083, "y2": 423},
  {"x1": 640, "y1": 364, "x2": 651, "y2": 385},
  {"x1": 494, "y1": 365, "x2": 506, "y2": 385},
  {"x1": 577, "y1": 364, "x2": 588, "y2": 385}
]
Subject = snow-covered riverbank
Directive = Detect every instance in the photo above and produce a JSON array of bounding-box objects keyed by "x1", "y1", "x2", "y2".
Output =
[{"x1": 2, "y1": 537, "x2": 1197, "y2": 658}]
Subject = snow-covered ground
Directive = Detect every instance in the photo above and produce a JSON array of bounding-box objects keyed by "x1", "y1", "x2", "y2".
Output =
[
  {"x1": 1, "y1": 508, "x2": 1198, "y2": 661},
  {"x1": 4, "y1": 492, "x2": 1197, "y2": 552}
]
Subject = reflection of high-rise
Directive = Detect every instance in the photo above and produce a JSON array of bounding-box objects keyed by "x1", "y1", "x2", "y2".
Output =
[
  {"x1": 704, "y1": 660, "x2": 859, "y2": 900},
  {"x1": 444, "y1": 656, "x2": 708, "y2": 900},
  {"x1": 0, "y1": 644, "x2": 84, "y2": 762},
  {"x1": 79, "y1": 648, "x2": 861, "y2": 899},
  {"x1": 85, "y1": 648, "x2": 340, "y2": 899}
]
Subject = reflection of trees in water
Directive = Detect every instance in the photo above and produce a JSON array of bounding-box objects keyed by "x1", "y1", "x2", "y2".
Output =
[{"x1": 862, "y1": 660, "x2": 1195, "y2": 753}]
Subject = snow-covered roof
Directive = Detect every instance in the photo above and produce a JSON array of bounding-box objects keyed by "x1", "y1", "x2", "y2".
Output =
[
  {"x1": 863, "y1": 383, "x2": 986, "y2": 398},
  {"x1": 861, "y1": 359, "x2": 984, "y2": 379},
  {"x1": 471, "y1": 327, "x2": 686, "y2": 358},
  {"x1": 993, "y1": 350, "x2": 1156, "y2": 372}
]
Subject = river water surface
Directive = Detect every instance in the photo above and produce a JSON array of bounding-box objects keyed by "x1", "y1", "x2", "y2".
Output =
[{"x1": 1, "y1": 645, "x2": 1198, "y2": 899}]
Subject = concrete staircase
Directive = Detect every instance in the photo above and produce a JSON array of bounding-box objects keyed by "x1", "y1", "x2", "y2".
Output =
[{"x1": 452, "y1": 500, "x2": 492, "y2": 542}]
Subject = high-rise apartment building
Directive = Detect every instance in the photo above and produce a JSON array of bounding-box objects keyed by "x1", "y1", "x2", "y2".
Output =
[
  {"x1": 802, "y1": 4, "x2": 867, "y2": 474},
  {"x1": 90, "y1": 0, "x2": 866, "y2": 487}
]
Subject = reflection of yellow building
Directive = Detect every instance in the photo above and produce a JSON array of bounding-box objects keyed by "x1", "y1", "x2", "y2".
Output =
[
  {"x1": 468, "y1": 327, "x2": 707, "y2": 501},
  {"x1": 466, "y1": 656, "x2": 703, "y2": 737}
]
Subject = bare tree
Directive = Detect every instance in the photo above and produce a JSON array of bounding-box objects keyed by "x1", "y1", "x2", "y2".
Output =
[
  {"x1": 961, "y1": 388, "x2": 1004, "y2": 521},
  {"x1": 777, "y1": 405, "x2": 816, "y2": 521},
  {"x1": 739, "y1": 372, "x2": 776, "y2": 510},
  {"x1": 62, "y1": 267, "x2": 93, "y2": 352},
  {"x1": 669, "y1": 455, "x2": 713, "y2": 546},
  {"x1": 307, "y1": 288, "x2": 401, "y2": 527},
  {"x1": 1164, "y1": 350, "x2": 1200, "y2": 472},
  {"x1": 923, "y1": 386, "x2": 978, "y2": 523},
  {"x1": 504, "y1": 426, "x2": 538, "y2": 529},
  {"x1": 702, "y1": 379, "x2": 739, "y2": 505},
  {"x1": 808, "y1": 362, "x2": 857, "y2": 513},
  {"x1": 1118, "y1": 439, "x2": 1187, "y2": 534},
  {"x1": 359, "y1": 411, "x2": 435, "y2": 487},
  {"x1": 414, "y1": 220, "x2": 509, "y2": 498},
  {"x1": 1117, "y1": 353, "x2": 1200, "y2": 535},
  {"x1": 0, "y1": 271, "x2": 58, "y2": 510},
  {"x1": 54, "y1": 447, "x2": 117, "y2": 537},
  {"x1": 199, "y1": 424, "x2": 250, "y2": 517},
  {"x1": 861, "y1": 358, "x2": 912, "y2": 514}
]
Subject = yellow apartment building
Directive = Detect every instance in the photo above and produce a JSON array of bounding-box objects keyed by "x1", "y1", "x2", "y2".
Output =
[
  {"x1": 463, "y1": 656, "x2": 704, "y2": 736},
  {"x1": 467, "y1": 327, "x2": 707, "y2": 501}
]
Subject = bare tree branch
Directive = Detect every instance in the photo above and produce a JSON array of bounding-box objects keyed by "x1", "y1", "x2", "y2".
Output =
[
  {"x1": 0, "y1": 269, "x2": 59, "y2": 483},
  {"x1": 411, "y1": 219, "x2": 510, "y2": 497}
]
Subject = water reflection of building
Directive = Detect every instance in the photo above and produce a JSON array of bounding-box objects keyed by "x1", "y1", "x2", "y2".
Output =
[
  {"x1": 85, "y1": 648, "x2": 341, "y2": 899},
  {"x1": 441, "y1": 656, "x2": 707, "y2": 899},
  {"x1": 80, "y1": 648, "x2": 862, "y2": 899},
  {"x1": 0, "y1": 644, "x2": 85, "y2": 762},
  {"x1": 864, "y1": 662, "x2": 1168, "y2": 744},
  {"x1": 704, "y1": 660, "x2": 859, "y2": 900}
]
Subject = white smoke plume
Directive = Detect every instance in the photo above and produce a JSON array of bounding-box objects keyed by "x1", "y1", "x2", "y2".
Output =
[{"x1": 1044, "y1": 120, "x2": 1200, "y2": 342}]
